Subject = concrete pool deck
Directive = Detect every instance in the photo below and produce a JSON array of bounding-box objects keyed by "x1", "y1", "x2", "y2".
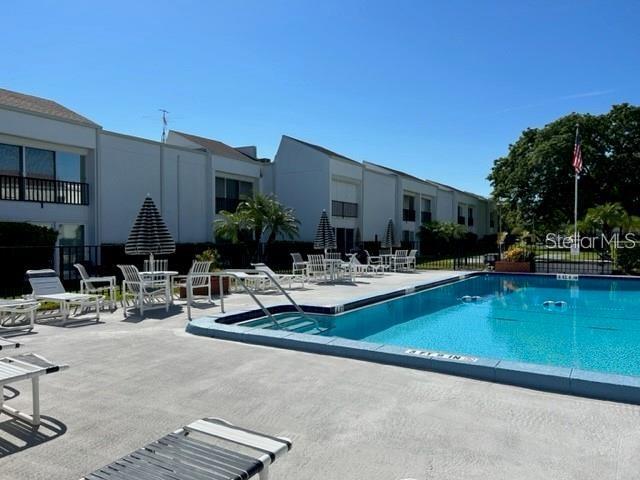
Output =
[{"x1": 1, "y1": 270, "x2": 640, "y2": 479}]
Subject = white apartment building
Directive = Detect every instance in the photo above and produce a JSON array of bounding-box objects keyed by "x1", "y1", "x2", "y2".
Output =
[
  {"x1": 0, "y1": 88, "x2": 269, "y2": 250},
  {"x1": 274, "y1": 136, "x2": 495, "y2": 251},
  {"x1": 0, "y1": 88, "x2": 493, "y2": 255}
]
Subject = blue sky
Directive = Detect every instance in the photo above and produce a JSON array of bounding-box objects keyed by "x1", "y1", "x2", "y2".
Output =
[{"x1": 2, "y1": 1, "x2": 638, "y2": 195}]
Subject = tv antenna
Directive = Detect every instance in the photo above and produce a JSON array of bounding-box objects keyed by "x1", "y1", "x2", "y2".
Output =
[{"x1": 159, "y1": 109, "x2": 169, "y2": 142}]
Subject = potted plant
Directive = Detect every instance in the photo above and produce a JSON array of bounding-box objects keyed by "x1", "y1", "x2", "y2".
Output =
[
  {"x1": 179, "y1": 248, "x2": 230, "y2": 298},
  {"x1": 495, "y1": 245, "x2": 535, "y2": 273}
]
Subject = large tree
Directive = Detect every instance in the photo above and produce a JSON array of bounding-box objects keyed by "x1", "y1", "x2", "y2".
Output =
[{"x1": 488, "y1": 104, "x2": 640, "y2": 233}]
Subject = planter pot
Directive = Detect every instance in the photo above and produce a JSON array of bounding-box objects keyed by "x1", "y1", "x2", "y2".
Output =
[
  {"x1": 179, "y1": 276, "x2": 230, "y2": 298},
  {"x1": 494, "y1": 261, "x2": 533, "y2": 273}
]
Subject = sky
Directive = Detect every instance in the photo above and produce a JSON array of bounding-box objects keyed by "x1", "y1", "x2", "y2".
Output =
[{"x1": 1, "y1": 1, "x2": 639, "y2": 196}]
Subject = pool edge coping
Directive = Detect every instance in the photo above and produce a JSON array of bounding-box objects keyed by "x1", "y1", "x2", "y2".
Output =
[{"x1": 186, "y1": 271, "x2": 640, "y2": 405}]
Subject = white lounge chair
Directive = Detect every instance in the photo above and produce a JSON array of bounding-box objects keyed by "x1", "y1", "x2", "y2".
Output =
[
  {"x1": 74, "y1": 263, "x2": 117, "y2": 311},
  {"x1": 252, "y1": 263, "x2": 305, "y2": 289},
  {"x1": 26, "y1": 269, "x2": 101, "y2": 324},
  {"x1": 0, "y1": 299, "x2": 40, "y2": 333},
  {"x1": 118, "y1": 265, "x2": 168, "y2": 318},
  {"x1": 0, "y1": 351, "x2": 69, "y2": 427},
  {"x1": 81, "y1": 417, "x2": 292, "y2": 480}
]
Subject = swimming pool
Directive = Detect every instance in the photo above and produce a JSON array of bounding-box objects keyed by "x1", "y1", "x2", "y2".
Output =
[
  {"x1": 188, "y1": 273, "x2": 640, "y2": 402},
  {"x1": 240, "y1": 274, "x2": 640, "y2": 377}
]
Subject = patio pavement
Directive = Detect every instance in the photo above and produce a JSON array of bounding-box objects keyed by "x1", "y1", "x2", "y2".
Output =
[{"x1": 1, "y1": 270, "x2": 640, "y2": 479}]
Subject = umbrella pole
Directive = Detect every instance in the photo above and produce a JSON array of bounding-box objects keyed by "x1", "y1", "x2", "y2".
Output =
[{"x1": 149, "y1": 253, "x2": 154, "y2": 272}]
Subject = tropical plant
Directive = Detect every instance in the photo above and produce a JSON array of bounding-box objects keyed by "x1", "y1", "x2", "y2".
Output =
[
  {"x1": 264, "y1": 199, "x2": 300, "y2": 244},
  {"x1": 213, "y1": 210, "x2": 252, "y2": 244},
  {"x1": 579, "y1": 202, "x2": 640, "y2": 237},
  {"x1": 195, "y1": 248, "x2": 221, "y2": 270},
  {"x1": 503, "y1": 245, "x2": 535, "y2": 263}
]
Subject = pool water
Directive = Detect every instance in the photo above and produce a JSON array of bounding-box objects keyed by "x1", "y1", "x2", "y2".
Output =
[{"x1": 245, "y1": 274, "x2": 640, "y2": 377}]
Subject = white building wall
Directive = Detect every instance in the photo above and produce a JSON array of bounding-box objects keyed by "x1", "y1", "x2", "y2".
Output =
[
  {"x1": 362, "y1": 169, "x2": 397, "y2": 242},
  {"x1": 0, "y1": 108, "x2": 96, "y2": 148},
  {"x1": 435, "y1": 189, "x2": 454, "y2": 222},
  {"x1": 98, "y1": 132, "x2": 209, "y2": 244},
  {"x1": 273, "y1": 137, "x2": 330, "y2": 241}
]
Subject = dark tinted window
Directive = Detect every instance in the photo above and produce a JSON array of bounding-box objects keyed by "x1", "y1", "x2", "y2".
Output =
[{"x1": 0, "y1": 143, "x2": 21, "y2": 176}]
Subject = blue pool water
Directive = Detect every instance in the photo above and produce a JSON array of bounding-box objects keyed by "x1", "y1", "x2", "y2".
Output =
[{"x1": 245, "y1": 274, "x2": 640, "y2": 377}]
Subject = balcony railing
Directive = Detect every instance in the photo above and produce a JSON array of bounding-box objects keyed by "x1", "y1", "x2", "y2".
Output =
[
  {"x1": 215, "y1": 197, "x2": 241, "y2": 213},
  {"x1": 332, "y1": 200, "x2": 358, "y2": 218},
  {"x1": 0, "y1": 174, "x2": 89, "y2": 205},
  {"x1": 421, "y1": 211, "x2": 432, "y2": 223},
  {"x1": 458, "y1": 216, "x2": 466, "y2": 225},
  {"x1": 402, "y1": 209, "x2": 416, "y2": 222}
]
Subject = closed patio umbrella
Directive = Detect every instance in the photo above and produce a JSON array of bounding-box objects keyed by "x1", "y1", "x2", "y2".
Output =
[
  {"x1": 313, "y1": 210, "x2": 337, "y2": 256},
  {"x1": 125, "y1": 195, "x2": 175, "y2": 268},
  {"x1": 381, "y1": 218, "x2": 396, "y2": 253}
]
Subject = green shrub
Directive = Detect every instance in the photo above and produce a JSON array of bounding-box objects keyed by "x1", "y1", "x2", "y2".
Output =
[
  {"x1": 616, "y1": 246, "x2": 640, "y2": 274},
  {"x1": 0, "y1": 222, "x2": 57, "y2": 246}
]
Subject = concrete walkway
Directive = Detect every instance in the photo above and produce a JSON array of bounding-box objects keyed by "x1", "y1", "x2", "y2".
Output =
[{"x1": 1, "y1": 271, "x2": 640, "y2": 479}]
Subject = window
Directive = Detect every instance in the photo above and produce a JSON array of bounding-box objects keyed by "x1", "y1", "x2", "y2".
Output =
[
  {"x1": 335, "y1": 228, "x2": 355, "y2": 252},
  {"x1": 332, "y1": 200, "x2": 358, "y2": 218},
  {"x1": 215, "y1": 176, "x2": 253, "y2": 213},
  {"x1": 468, "y1": 207, "x2": 474, "y2": 227},
  {"x1": 402, "y1": 230, "x2": 415, "y2": 243},
  {"x1": 457, "y1": 205, "x2": 466, "y2": 225},
  {"x1": 56, "y1": 151, "x2": 85, "y2": 182},
  {"x1": 421, "y1": 198, "x2": 432, "y2": 223},
  {"x1": 0, "y1": 143, "x2": 21, "y2": 176},
  {"x1": 25, "y1": 147, "x2": 55, "y2": 179},
  {"x1": 403, "y1": 195, "x2": 416, "y2": 222}
]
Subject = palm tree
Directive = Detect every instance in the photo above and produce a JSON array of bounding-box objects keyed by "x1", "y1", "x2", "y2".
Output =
[
  {"x1": 579, "y1": 202, "x2": 629, "y2": 238},
  {"x1": 213, "y1": 210, "x2": 252, "y2": 244},
  {"x1": 237, "y1": 193, "x2": 272, "y2": 244},
  {"x1": 265, "y1": 199, "x2": 299, "y2": 244}
]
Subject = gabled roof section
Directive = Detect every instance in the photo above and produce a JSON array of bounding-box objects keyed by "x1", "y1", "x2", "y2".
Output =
[
  {"x1": 0, "y1": 88, "x2": 99, "y2": 127},
  {"x1": 283, "y1": 135, "x2": 361, "y2": 166},
  {"x1": 170, "y1": 130, "x2": 265, "y2": 163}
]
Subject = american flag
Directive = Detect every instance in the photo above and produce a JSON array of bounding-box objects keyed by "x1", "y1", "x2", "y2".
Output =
[{"x1": 572, "y1": 126, "x2": 582, "y2": 174}]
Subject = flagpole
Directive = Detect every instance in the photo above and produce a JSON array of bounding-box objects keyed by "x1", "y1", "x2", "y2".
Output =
[{"x1": 573, "y1": 124, "x2": 580, "y2": 248}]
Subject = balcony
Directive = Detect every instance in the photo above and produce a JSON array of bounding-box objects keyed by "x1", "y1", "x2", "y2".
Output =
[
  {"x1": 332, "y1": 200, "x2": 358, "y2": 218},
  {"x1": 215, "y1": 197, "x2": 241, "y2": 213},
  {"x1": 458, "y1": 216, "x2": 466, "y2": 225},
  {"x1": 0, "y1": 175, "x2": 89, "y2": 205},
  {"x1": 421, "y1": 211, "x2": 432, "y2": 223},
  {"x1": 402, "y1": 209, "x2": 416, "y2": 222}
]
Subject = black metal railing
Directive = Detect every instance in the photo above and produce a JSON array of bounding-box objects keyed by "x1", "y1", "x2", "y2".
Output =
[
  {"x1": 0, "y1": 174, "x2": 89, "y2": 205},
  {"x1": 402, "y1": 209, "x2": 416, "y2": 222},
  {"x1": 457, "y1": 216, "x2": 466, "y2": 225},
  {"x1": 421, "y1": 211, "x2": 432, "y2": 223},
  {"x1": 215, "y1": 197, "x2": 241, "y2": 213},
  {"x1": 332, "y1": 200, "x2": 358, "y2": 218}
]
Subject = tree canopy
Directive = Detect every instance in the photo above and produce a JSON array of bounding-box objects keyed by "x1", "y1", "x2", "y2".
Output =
[{"x1": 488, "y1": 104, "x2": 640, "y2": 233}]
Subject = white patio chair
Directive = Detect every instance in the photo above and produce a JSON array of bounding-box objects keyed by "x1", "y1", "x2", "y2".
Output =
[
  {"x1": 290, "y1": 252, "x2": 308, "y2": 276},
  {"x1": 173, "y1": 261, "x2": 214, "y2": 320},
  {"x1": 0, "y1": 351, "x2": 69, "y2": 427},
  {"x1": 81, "y1": 417, "x2": 291, "y2": 480},
  {"x1": 26, "y1": 269, "x2": 101, "y2": 324},
  {"x1": 74, "y1": 263, "x2": 117, "y2": 311},
  {"x1": 306, "y1": 254, "x2": 328, "y2": 282},
  {"x1": 118, "y1": 265, "x2": 168, "y2": 318},
  {"x1": 252, "y1": 263, "x2": 305, "y2": 289},
  {"x1": 390, "y1": 249, "x2": 409, "y2": 272},
  {"x1": 143, "y1": 258, "x2": 169, "y2": 272},
  {"x1": 406, "y1": 249, "x2": 418, "y2": 271}
]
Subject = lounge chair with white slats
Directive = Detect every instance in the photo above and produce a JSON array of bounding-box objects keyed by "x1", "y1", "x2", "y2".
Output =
[
  {"x1": 0, "y1": 351, "x2": 69, "y2": 427},
  {"x1": 26, "y1": 269, "x2": 101, "y2": 324},
  {"x1": 81, "y1": 417, "x2": 292, "y2": 480}
]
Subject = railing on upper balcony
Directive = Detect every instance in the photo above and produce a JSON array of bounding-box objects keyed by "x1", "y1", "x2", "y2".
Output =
[
  {"x1": 0, "y1": 175, "x2": 89, "y2": 205},
  {"x1": 402, "y1": 209, "x2": 416, "y2": 222},
  {"x1": 332, "y1": 200, "x2": 358, "y2": 218}
]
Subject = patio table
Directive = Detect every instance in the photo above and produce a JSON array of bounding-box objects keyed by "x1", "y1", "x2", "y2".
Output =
[{"x1": 323, "y1": 259, "x2": 344, "y2": 281}]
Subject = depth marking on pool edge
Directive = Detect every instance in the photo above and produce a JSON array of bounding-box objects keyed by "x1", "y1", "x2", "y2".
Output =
[{"x1": 405, "y1": 349, "x2": 479, "y2": 363}]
